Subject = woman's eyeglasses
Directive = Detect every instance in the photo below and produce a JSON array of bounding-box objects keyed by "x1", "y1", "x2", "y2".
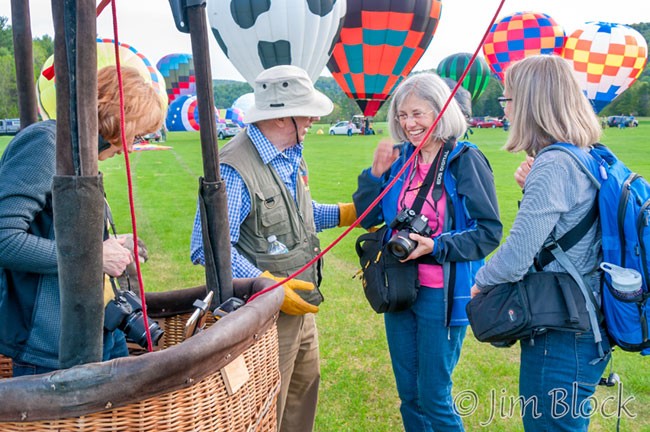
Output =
[
  {"x1": 395, "y1": 110, "x2": 433, "y2": 122},
  {"x1": 497, "y1": 97, "x2": 512, "y2": 109}
]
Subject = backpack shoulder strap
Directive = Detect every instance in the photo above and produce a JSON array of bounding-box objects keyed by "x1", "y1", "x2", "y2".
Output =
[
  {"x1": 536, "y1": 201, "x2": 598, "y2": 268},
  {"x1": 535, "y1": 143, "x2": 601, "y2": 268},
  {"x1": 539, "y1": 143, "x2": 601, "y2": 188}
]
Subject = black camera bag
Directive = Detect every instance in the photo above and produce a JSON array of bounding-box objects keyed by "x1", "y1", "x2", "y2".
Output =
[
  {"x1": 466, "y1": 271, "x2": 592, "y2": 344},
  {"x1": 354, "y1": 140, "x2": 455, "y2": 313},
  {"x1": 355, "y1": 225, "x2": 419, "y2": 313}
]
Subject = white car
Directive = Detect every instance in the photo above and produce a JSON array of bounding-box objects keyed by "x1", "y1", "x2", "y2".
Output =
[
  {"x1": 0, "y1": 118, "x2": 20, "y2": 135},
  {"x1": 329, "y1": 121, "x2": 361, "y2": 135},
  {"x1": 218, "y1": 122, "x2": 242, "y2": 139}
]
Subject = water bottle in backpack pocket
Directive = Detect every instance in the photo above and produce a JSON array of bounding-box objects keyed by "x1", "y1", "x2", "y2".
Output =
[{"x1": 542, "y1": 143, "x2": 650, "y2": 354}]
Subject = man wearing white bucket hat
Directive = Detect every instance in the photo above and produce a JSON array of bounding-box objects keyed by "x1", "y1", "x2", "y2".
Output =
[{"x1": 190, "y1": 65, "x2": 356, "y2": 431}]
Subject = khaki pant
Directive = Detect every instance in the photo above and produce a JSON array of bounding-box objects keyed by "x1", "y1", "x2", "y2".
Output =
[{"x1": 276, "y1": 313, "x2": 320, "y2": 432}]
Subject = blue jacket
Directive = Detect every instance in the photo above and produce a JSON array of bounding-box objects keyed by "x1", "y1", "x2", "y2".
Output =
[{"x1": 353, "y1": 141, "x2": 502, "y2": 326}]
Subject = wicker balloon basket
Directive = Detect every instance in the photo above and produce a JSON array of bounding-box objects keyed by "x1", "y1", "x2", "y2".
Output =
[
  {"x1": 0, "y1": 282, "x2": 282, "y2": 432},
  {"x1": 0, "y1": 355, "x2": 11, "y2": 380}
]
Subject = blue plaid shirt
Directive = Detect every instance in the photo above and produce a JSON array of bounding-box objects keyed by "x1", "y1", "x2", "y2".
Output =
[{"x1": 190, "y1": 125, "x2": 339, "y2": 277}]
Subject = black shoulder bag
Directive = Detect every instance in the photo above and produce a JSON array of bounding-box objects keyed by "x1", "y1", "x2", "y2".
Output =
[
  {"x1": 466, "y1": 213, "x2": 604, "y2": 356},
  {"x1": 355, "y1": 141, "x2": 452, "y2": 313}
]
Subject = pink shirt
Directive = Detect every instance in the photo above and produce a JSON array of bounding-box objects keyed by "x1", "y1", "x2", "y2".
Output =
[{"x1": 397, "y1": 161, "x2": 446, "y2": 288}]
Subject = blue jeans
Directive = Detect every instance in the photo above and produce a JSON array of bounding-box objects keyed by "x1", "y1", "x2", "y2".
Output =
[
  {"x1": 519, "y1": 328, "x2": 610, "y2": 431},
  {"x1": 385, "y1": 287, "x2": 467, "y2": 432},
  {"x1": 12, "y1": 329, "x2": 129, "y2": 377}
]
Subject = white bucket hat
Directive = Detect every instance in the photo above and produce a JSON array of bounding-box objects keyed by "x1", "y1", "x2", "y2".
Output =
[{"x1": 244, "y1": 65, "x2": 333, "y2": 124}]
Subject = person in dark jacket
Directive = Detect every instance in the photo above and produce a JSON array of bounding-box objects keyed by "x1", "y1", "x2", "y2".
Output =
[
  {"x1": 0, "y1": 66, "x2": 165, "y2": 376},
  {"x1": 354, "y1": 72, "x2": 502, "y2": 432}
]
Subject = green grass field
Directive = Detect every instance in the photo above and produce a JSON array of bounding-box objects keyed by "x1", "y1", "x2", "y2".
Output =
[{"x1": 1, "y1": 120, "x2": 649, "y2": 431}]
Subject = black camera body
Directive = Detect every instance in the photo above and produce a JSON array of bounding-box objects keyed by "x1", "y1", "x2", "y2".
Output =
[
  {"x1": 104, "y1": 290, "x2": 164, "y2": 348},
  {"x1": 387, "y1": 208, "x2": 433, "y2": 259}
]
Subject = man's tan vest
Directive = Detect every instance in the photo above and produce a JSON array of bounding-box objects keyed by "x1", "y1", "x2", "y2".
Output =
[{"x1": 220, "y1": 132, "x2": 324, "y2": 306}]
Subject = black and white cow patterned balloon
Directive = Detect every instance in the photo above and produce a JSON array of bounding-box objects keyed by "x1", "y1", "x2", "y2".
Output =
[{"x1": 207, "y1": 0, "x2": 346, "y2": 84}]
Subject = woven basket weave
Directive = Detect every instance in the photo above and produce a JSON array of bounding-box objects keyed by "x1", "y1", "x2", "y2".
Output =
[
  {"x1": 0, "y1": 326, "x2": 278, "y2": 431},
  {"x1": 0, "y1": 285, "x2": 282, "y2": 431},
  {"x1": 0, "y1": 355, "x2": 11, "y2": 380},
  {"x1": 0, "y1": 313, "x2": 218, "y2": 380}
]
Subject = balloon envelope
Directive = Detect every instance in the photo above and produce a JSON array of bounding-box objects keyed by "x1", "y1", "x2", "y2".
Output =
[
  {"x1": 327, "y1": 0, "x2": 443, "y2": 117},
  {"x1": 37, "y1": 38, "x2": 168, "y2": 120},
  {"x1": 156, "y1": 53, "x2": 196, "y2": 104},
  {"x1": 562, "y1": 22, "x2": 648, "y2": 113},
  {"x1": 232, "y1": 92, "x2": 255, "y2": 116},
  {"x1": 207, "y1": 0, "x2": 347, "y2": 84},
  {"x1": 165, "y1": 94, "x2": 220, "y2": 132},
  {"x1": 482, "y1": 12, "x2": 565, "y2": 82},
  {"x1": 437, "y1": 53, "x2": 491, "y2": 102},
  {"x1": 225, "y1": 107, "x2": 244, "y2": 127}
]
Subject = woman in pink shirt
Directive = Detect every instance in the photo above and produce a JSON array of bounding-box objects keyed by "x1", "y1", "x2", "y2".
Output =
[{"x1": 353, "y1": 73, "x2": 502, "y2": 432}]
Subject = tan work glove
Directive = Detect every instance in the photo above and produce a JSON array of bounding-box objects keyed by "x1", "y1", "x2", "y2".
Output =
[
  {"x1": 260, "y1": 270, "x2": 319, "y2": 315},
  {"x1": 338, "y1": 202, "x2": 357, "y2": 227}
]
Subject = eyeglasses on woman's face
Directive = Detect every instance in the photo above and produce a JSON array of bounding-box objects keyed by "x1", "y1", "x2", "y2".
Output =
[
  {"x1": 395, "y1": 110, "x2": 433, "y2": 122},
  {"x1": 497, "y1": 96, "x2": 512, "y2": 109}
]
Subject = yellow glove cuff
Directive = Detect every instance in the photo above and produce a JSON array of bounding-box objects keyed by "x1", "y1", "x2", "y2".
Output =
[
  {"x1": 260, "y1": 270, "x2": 314, "y2": 291},
  {"x1": 260, "y1": 271, "x2": 319, "y2": 315},
  {"x1": 338, "y1": 202, "x2": 357, "y2": 227}
]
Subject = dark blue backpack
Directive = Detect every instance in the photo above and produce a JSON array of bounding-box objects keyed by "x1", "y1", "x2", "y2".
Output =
[{"x1": 543, "y1": 143, "x2": 650, "y2": 355}]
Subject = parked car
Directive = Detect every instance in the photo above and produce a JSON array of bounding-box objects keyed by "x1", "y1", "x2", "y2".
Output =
[
  {"x1": 329, "y1": 121, "x2": 361, "y2": 135},
  {"x1": 218, "y1": 122, "x2": 242, "y2": 139},
  {"x1": 607, "y1": 115, "x2": 638, "y2": 128},
  {"x1": 142, "y1": 129, "x2": 163, "y2": 142},
  {"x1": 0, "y1": 118, "x2": 21, "y2": 135},
  {"x1": 470, "y1": 117, "x2": 503, "y2": 128}
]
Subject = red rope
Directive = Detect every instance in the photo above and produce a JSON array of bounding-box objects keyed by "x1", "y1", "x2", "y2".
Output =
[
  {"x1": 96, "y1": 0, "x2": 111, "y2": 17},
  {"x1": 108, "y1": 0, "x2": 154, "y2": 352},
  {"x1": 247, "y1": 0, "x2": 507, "y2": 304}
]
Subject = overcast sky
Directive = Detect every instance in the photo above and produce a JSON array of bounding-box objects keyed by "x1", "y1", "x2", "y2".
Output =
[{"x1": 1, "y1": 0, "x2": 648, "y2": 83}]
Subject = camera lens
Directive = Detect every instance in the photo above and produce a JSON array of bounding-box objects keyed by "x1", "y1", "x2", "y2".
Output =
[
  {"x1": 123, "y1": 311, "x2": 164, "y2": 348},
  {"x1": 387, "y1": 230, "x2": 416, "y2": 259}
]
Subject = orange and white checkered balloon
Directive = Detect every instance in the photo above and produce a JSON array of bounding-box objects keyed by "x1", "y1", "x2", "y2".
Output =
[{"x1": 563, "y1": 22, "x2": 648, "y2": 113}]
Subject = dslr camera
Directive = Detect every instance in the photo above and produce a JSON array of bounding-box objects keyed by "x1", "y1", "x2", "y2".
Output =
[
  {"x1": 387, "y1": 208, "x2": 433, "y2": 259},
  {"x1": 104, "y1": 290, "x2": 164, "y2": 348}
]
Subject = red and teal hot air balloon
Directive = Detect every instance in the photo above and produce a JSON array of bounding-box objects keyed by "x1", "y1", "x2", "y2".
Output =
[
  {"x1": 327, "y1": 0, "x2": 443, "y2": 117},
  {"x1": 437, "y1": 53, "x2": 491, "y2": 103},
  {"x1": 156, "y1": 53, "x2": 196, "y2": 104},
  {"x1": 482, "y1": 12, "x2": 566, "y2": 82}
]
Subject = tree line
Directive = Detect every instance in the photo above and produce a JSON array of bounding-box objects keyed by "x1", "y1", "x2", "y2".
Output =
[
  {"x1": 0, "y1": 17, "x2": 648, "y2": 123},
  {"x1": 0, "y1": 16, "x2": 53, "y2": 119}
]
